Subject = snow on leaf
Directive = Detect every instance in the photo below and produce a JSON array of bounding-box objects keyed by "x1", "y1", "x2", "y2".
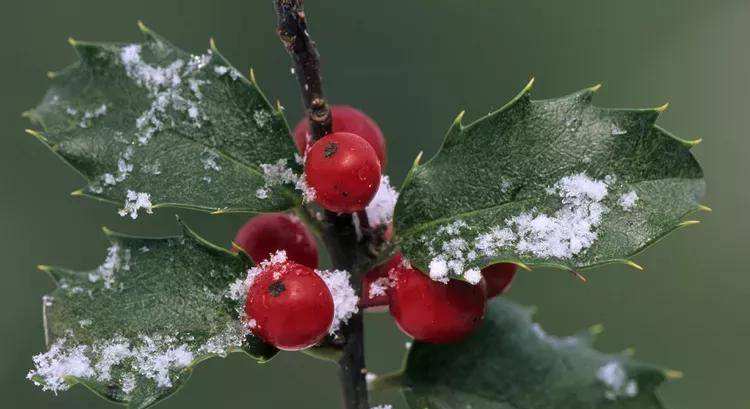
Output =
[
  {"x1": 395, "y1": 81, "x2": 705, "y2": 279},
  {"x1": 29, "y1": 220, "x2": 277, "y2": 408},
  {"x1": 118, "y1": 191, "x2": 154, "y2": 219},
  {"x1": 618, "y1": 190, "x2": 639, "y2": 211},
  {"x1": 25, "y1": 26, "x2": 301, "y2": 215}
]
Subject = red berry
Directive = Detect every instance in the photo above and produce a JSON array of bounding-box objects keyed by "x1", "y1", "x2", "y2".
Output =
[
  {"x1": 481, "y1": 264, "x2": 517, "y2": 298},
  {"x1": 361, "y1": 254, "x2": 402, "y2": 309},
  {"x1": 304, "y1": 132, "x2": 381, "y2": 213},
  {"x1": 245, "y1": 260, "x2": 334, "y2": 351},
  {"x1": 294, "y1": 105, "x2": 387, "y2": 167},
  {"x1": 233, "y1": 213, "x2": 318, "y2": 268},
  {"x1": 388, "y1": 265, "x2": 487, "y2": 343}
]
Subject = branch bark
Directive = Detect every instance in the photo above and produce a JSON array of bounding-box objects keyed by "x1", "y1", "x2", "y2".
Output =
[
  {"x1": 274, "y1": 0, "x2": 332, "y2": 141},
  {"x1": 274, "y1": 2, "x2": 371, "y2": 409}
]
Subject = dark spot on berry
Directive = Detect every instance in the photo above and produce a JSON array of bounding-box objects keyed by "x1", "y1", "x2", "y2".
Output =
[
  {"x1": 341, "y1": 191, "x2": 349, "y2": 197},
  {"x1": 268, "y1": 280, "x2": 286, "y2": 297},
  {"x1": 324, "y1": 142, "x2": 338, "y2": 158}
]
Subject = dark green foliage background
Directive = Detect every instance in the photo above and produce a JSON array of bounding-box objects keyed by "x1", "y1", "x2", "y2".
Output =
[{"x1": 0, "y1": 1, "x2": 744, "y2": 408}]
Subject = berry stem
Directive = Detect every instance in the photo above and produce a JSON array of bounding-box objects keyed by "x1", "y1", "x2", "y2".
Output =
[{"x1": 274, "y1": 2, "x2": 372, "y2": 408}]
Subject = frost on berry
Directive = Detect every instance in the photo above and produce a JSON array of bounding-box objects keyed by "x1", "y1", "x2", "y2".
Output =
[
  {"x1": 317, "y1": 269, "x2": 359, "y2": 333},
  {"x1": 366, "y1": 175, "x2": 399, "y2": 226},
  {"x1": 226, "y1": 250, "x2": 290, "y2": 312},
  {"x1": 227, "y1": 250, "x2": 358, "y2": 335},
  {"x1": 368, "y1": 278, "x2": 390, "y2": 299}
]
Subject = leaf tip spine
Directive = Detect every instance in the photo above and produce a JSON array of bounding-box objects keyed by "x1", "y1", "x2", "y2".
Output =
[
  {"x1": 624, "y1": 260, "x2": 644, "y2": 271},
  {"x1": 414, "y1": 151, "x2": 424, "y2": 167},
  {"x1": 25, "y1": 128, "x2": 48, "y2": 142},
  {"x1": 452, "y1": 110, "x2": 466, "y2": 127},
  {"x1": 67, "y1": 37, "x2": 78, "y2": 47},
  {"x1": 697, "y1": 204, "x2": 713, "y2": 213},
  {"x1": 46, "y1": 71, "x2": 56, "y2": 79},
  {"x1": 249, "y1": 67, "x2": 258, "y2": 85},
  {"x1": 522, "y1": 77, "x2": 536, "y2": 94},
  {"x1": 136, "y1": 20, "x2": 149, "y2": 33},
  {"x1": 589, "y1": 323, "x2": 604, "y2": 336},
  {"x1": 37, "y1": 264, "x2": 52, "y2": 273},
  {"x1": 209, "y1": 37, "x2": 218, "y2": 51},
  {"x1": 678, "y1": 220, "x2": 701, "y2": 227},
  {"x1": 654, "y1": 102, "x2": 670, "y2": 113},
  {"x1": 70, "y1": 189, "x2": 84, "y2": 197},
  {"x1": 622, "y1": 347, "x2": 636, "y2": 357},
  {"x1": 589, "y1": 83, "x2": 603, "y2": 93},
  {"x1": 664, "y1": 369, "x2": 684, "y2": 380},
  {"x1": 230, "y1": 241, "x2": 242, "y2": 251},
  {"x1": 570, "y1": 270, "x2": 588, "y2": 283},
  {"x1": 685, "y1": 137, "x2": 703, "y2": 147},
  {"x1": 101, "y1": 226, "x2": 115, "y2": 236}
]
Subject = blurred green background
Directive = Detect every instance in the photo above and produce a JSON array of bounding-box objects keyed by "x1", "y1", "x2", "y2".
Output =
[{"x1": 1, "y1": 0, "x2": 746, "y2": 408}]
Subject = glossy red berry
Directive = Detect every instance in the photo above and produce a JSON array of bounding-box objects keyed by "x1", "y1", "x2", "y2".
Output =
[
  {"x1": 294, "y1": 105, "x2": 387, "y2": 167},
  {"x1": 245, "y1": 260, "x2": 333, "y2": 351},
  {"x1": 388, "y1": 265, "x2": 487, "y2": 343},
  {"x1": 233, "y1": 213, "x2": 318, "y2": 268},
  {"x1": 481, "y1": 263, "x2": 518, "y2": 298},
  {"x1": 304, "y1": 132, "x2": 381, "y2": 213},
  {"x1": 361, "y1": 254, "x2": 402, "y2": 309}
]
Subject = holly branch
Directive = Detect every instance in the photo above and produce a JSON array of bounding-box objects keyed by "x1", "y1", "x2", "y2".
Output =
[{"x1": 274, "y1": 1, "x2": 371, "y2": 408}]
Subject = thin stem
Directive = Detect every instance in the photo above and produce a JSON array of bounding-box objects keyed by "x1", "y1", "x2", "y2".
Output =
[
  {"x1": 274, "y1": 2, "x2": 372, "y2": 409},
  {"x1": 274, "y1": 0, "x2": 332, "y2": 140}
]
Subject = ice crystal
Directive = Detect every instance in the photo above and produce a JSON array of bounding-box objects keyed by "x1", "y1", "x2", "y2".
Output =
[
  {"x1": 201, "y1": 149, "x2": 222, "y2": 171},
  {"x1": 318, "y1": 269, "x2": 359, "y2": 334},
  {"x1": 87, "y1": 244, "x2": 131, "y2": 290},
  {"x1": 366, "y1": 176, "x2": 399, "y2": 226},
  {"x1": 423, "y1": 173, "x2": 612, "y2": 279},
  {"x1": 27, "y1": 341, "x2": 94, "y2": 393},
  {"x1": 78, "y1": 104, "x2": 108, "y2": 128},
  {"x1": 253, "y1": 110, "x2": 271, "y2": 128},
  {"x1": 256, "y1": 158, "x2": 314, "y2": 202},
  {"x1": 120, "y1": 44, "x2": 209, "y2": 145},
  {"x1": 596, "y1": 361, "x2": 639, "y2": 400},
  {"x1": 618, "y1": 190, "x2": 639, "y2": 211},
  {"x1": 118, "y1": 190, "x2": 154, "y2": 219}
]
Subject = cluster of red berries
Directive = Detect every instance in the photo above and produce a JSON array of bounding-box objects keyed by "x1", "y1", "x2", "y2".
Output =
[{"x1": 233, "y1": 107, "x2": 517, "y2": 350}]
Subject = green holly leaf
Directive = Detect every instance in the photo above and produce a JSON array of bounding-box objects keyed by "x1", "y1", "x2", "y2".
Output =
[
  {"x1": 372, "y1": 298, "x2": 676, "y2": 409},
  {"x1": 394, "y1": 80, "x2": 706, "y2": 282},
  {"x1": 27, "y1": 219, "x2": 277, "y2": 409},
  {"x1": 24, "y1": 23, "x2": 303, "y2": 217}
]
